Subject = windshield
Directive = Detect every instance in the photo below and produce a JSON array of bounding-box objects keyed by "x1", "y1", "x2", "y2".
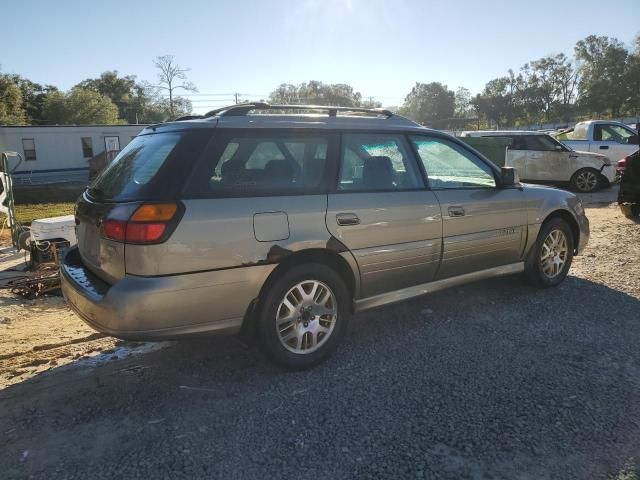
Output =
[{"x1": 89, "y1": 133, "x2": 181, "y2": 201}]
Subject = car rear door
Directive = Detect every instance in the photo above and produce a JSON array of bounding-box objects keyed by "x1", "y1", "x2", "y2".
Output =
[
  {"x1": 326, "y1": 132, "x2": 442, "y2": 298},
  {"x1": 409, "y1": 135, "x2": 527, "y2": 279}
]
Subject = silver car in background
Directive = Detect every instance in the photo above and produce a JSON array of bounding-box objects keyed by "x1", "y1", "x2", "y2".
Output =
[
  {"x1": 461, "y1": 130, "x2": 616, "y2": 193},
  {"x1": 61, "y1": 104, "x2": 589, "y2": 370}
]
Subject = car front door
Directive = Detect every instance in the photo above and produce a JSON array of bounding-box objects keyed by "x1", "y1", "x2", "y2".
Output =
[
  {"x1": 410, "y1": 135, "x2": 527, "y2": 279},
  {"x1": 522, "y1": 135, "x2": 573, "y2": 182},
  {"x1": 326, "y1": 133, "x2": 442, "y2": 298},
  {"x1": 593, "y1": 123, "x2": 639, "y2": 163}
]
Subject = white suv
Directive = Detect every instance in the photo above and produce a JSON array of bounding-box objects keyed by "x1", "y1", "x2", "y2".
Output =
[{"x1": 461, "y1": 130, "x2": 616, "y2": 193}]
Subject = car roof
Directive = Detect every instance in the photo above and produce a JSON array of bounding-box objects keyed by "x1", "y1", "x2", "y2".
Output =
[
  {"x1": 141, "y1": 103, "x2": 433, "y2": 135},
  {"x1": 460, "y1": 130, "x2": 547, "y2": 137}
]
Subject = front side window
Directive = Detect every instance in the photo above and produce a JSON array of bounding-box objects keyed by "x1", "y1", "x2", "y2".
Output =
[
  {"x1": 411, "y1": 136, "x2": 496, "y2": 189},
  {"x1": 198, "y1": 135, "x2": 329, "y2": 196},
  {"x1": 338, "y1": 134, "x2": 422, "y2": 191},
  {"x1": 81, "y1": 137, "x2": 94, "y2": 158},
  {"x1": 595, "y1": 124, "x2": 636, "y2": 144},
  {"x1": 22, "y1": 138, "x2": 36, "y2": 161}
]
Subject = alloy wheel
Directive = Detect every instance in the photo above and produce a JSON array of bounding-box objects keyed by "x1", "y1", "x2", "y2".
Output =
[
  {"x1": 575, "y1": 170, "x2": 598, "y2": 192},
  {"x1": 540, "y1": 229, "x2": 569, "y2": 279},
  {"x1": 275, "y1": 280, "x2": 338, "y2": 354}
]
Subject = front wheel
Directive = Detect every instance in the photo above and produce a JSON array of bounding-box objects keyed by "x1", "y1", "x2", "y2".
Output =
[
  {"x1": 525, "y1": 218, "x2": 574, "y2": 288},
  {"x1": 258, "y1": 264, "x2": 350, "y2": 370},
  {"x1": 570, "y1": 168, "x2": 600, "y2": 193}
]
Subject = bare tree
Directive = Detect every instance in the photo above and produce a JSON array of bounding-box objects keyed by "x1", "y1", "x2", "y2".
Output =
[{"x1": 152, "y1": 55, "x2": 197, "y2": 117}]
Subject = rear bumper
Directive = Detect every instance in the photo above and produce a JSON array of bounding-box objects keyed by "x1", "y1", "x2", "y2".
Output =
[{"x1": 61, "y1": 247, "x2": 274, "y2": 340}]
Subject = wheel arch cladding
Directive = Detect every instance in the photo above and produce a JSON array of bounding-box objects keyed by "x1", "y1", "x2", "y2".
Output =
[
  {"x1": 240, "y1": 247, "x2": 359, "y2": 333},
  {"x1": 543, "y1": 209, "x2": 579, "y2": 251}
]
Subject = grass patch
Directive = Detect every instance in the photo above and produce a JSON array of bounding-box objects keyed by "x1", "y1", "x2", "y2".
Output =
[{"x1": 1, "y1": 203, "x2": 76, "y2": 226}]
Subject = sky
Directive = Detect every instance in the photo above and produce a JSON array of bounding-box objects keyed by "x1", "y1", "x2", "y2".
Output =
[{"x1": 2, "y1": 0, "x2": 640, "y2": 114}]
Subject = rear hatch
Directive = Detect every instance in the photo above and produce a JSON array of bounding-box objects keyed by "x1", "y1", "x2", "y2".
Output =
[{"x1": 75, "y1": 127, "x2": 212, "y2": 283}]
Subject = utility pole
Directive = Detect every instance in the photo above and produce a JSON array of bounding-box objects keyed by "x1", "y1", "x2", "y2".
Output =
[
  {"x1": 234, "y1": 93, "x2": 239, "y2": 104},
  {"x1": 368, "y1": 96, "x2": 374, "y2": 107}
]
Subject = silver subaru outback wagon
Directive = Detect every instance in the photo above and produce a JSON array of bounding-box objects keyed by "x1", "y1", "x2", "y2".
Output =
[{"x1": 61, "y1": 104, "x2": 589, "y2": 370}]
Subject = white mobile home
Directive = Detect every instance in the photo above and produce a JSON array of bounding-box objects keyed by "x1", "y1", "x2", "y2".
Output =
[{"x1": 0, "y1": 124, "x2": 147, "y2": 185}]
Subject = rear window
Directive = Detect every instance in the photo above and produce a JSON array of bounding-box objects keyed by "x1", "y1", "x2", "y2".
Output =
[{"x1": 88, "y1": 132, "x2": 184, "y2": 201}]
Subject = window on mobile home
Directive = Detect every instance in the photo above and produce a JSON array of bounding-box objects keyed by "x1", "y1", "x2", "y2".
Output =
[
  {"x1": 22, "y1": 139, "x2": 36, "y2": 161},
  {"x1": 81, "y1": 137, "x2": 94, "y2": 158}
]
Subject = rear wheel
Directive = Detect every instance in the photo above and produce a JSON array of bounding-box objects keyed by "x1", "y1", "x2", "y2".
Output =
[
  {"x1": 258, "y1": 264, "x2": 350, "y2": 370},
  {"x1": 570, "y1": 168, "x2": 600, "y2": 193},
  {"x1": 525, "y1": 218, "x2": 574, "y2": 288}
]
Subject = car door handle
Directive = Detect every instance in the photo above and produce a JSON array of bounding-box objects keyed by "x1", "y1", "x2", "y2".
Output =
[
  {"x1": 448, "y1": 206, "x2": 465, "y2": 217},
  {"x1": 599, "y1": 145, "x2": 609, "y2": 150},
  {"x1": 336, "y1": 213, "x2": 360, "y2": 226}
]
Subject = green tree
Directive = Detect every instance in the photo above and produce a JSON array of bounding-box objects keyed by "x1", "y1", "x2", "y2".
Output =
[
  {"x1": 625, "y1": 34, "x2": 640, "y2": 115},
  {"x1": 454, "y1": 87, "x2": 472, "y2": 117},
  {"x1": 269, "y1": 83, "x2": 300, "y2": 104},
  {"x1": 575, "y1": 35, "x2": 629, "y2": 117},
  {"x1": 269, "y1": 80, "x2": 362, "y2": 106},
  {"x1": 43, "y1": 88, "x2": 121, "y2": 124},
  {"x1": 75, "y1": 71, "x2": 137, "y2": 121},
  {"x1": 401, "y1": 82, "x2": 455, "y2": 126},
  {"x1": 5, "y1": 75, "x2": 58, "y2": 124},
  {"x1": 0, "y1": 74, "x2": 27, "y2": 124},
  {"x1": 471, "y1": 77, "x2": 513, "y2": 127}
]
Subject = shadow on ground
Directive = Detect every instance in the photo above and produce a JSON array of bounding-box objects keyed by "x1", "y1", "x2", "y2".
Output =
[{"x1": 1, "y1": 274, "x2": 639, "y2": 479}]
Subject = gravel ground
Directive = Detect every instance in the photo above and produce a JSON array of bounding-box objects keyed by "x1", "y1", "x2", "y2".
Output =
[{"x1": 1, "y1": 187, "x2": 639, "y2": 480}]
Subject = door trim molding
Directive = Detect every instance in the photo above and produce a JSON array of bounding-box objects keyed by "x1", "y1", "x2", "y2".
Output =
[{"x1": 354, "y1": 262, "x2": 524, "y2": 312}]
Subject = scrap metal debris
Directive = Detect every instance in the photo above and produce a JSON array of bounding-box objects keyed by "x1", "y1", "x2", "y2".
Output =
[{"x1": 1, "y1": 264, "x2": 61, "y2": 299}]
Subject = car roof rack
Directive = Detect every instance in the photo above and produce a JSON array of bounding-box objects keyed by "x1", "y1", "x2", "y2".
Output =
[{"x1": 204, "y1": 103, "x2": 395, "y2": 119}]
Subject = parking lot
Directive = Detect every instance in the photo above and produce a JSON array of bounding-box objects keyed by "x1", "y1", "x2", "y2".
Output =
[{"x1": 1, "y1": 186, "x2": 639, "y2": 479}]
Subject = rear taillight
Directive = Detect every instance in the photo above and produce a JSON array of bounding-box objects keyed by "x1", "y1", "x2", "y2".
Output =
[
  {"x1": 102, "y1": 219, "x2": 127, "y2": 241},
  {"x1": 100, "y1": 203, "x2": 182, "y2": 244},
  {"x1": 617, "y1": 156, "x2": 628, "y2": 174}
]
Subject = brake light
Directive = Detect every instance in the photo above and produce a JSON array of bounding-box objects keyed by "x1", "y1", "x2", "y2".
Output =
[
  {"x1": 102, "y1": 219, "x2": 127, "y2": 241},
  {"x1": 100, "y1": 203, "x2": 181, "y2": 244},
  {"x1": 125, "y1": 223, "x2": 166, "y2": 242},
  {"x1": 617, "y1": 156, "x2": 628, "y2": 173}
]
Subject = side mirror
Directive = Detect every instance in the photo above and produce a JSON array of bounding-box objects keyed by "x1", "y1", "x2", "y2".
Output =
[
  {"x1": 500, "y1": 166, "x2": 520, "y2": 187},
  {"x1": 628, "y1": 134, "x2": 639, "y2": 145}
]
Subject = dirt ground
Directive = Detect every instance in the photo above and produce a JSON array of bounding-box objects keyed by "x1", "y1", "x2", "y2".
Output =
[{"x1": 1, "y1": 186, "x2": 639, "y2": 479}]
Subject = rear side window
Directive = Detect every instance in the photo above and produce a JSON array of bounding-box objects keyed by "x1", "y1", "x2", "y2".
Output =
[
  {"x1": 338, "y1": 134, "x2": 422, "y2": 191},
  {"x1": 190, "y1": 134, "x2": 329, "y2": 196},
  {"x1": 89, "y1": 132, "x2": 188, "y2": 201},
  {"x1": 522, "y1": 135, "x2": 565, "y2": 151}
]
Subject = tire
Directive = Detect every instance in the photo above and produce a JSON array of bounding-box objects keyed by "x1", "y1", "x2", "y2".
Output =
[
  {"x1": 525, "y1": 218, "x2": 574, "y2": 288},
  {"x1": 570, "y1": 168, "x2": 600, "y2": 193},
  {"x1": 620, "y1": 203, "x2": 640, "y2": 219},
  {"x1": 258, "y1": 263, "x2": 350, "y2": 370}
]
